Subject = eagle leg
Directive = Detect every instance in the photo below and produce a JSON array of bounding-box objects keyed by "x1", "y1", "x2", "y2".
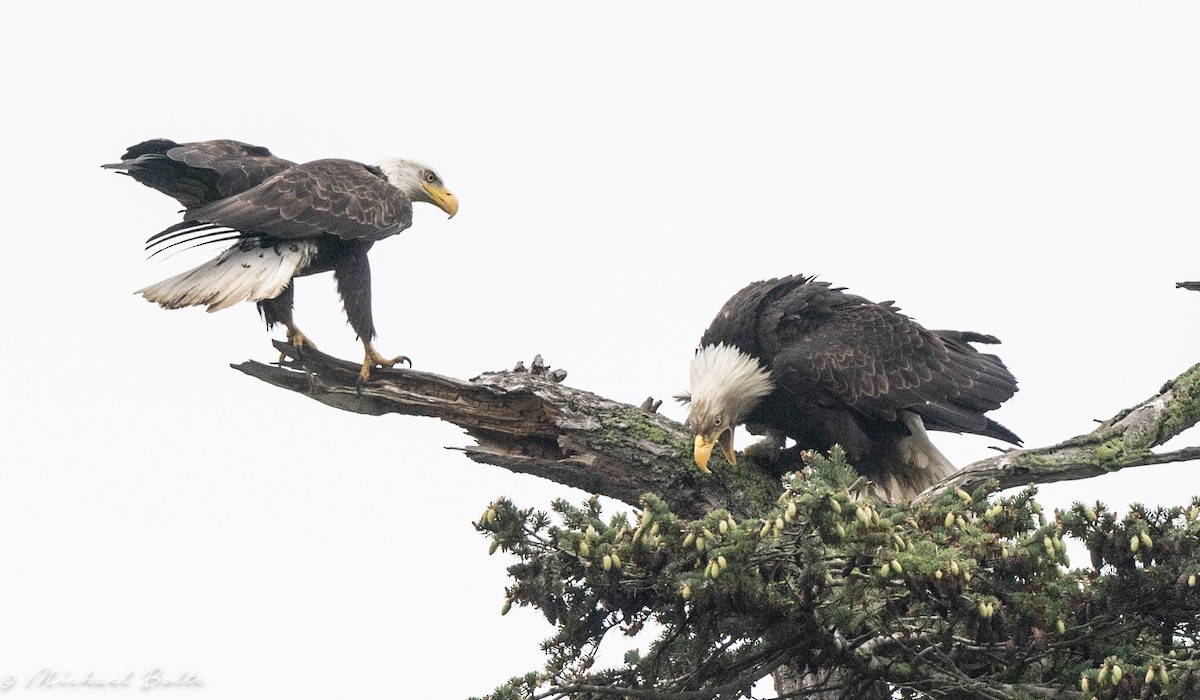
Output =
[
  {"x1": 259, "y1": 286, "x2": 319, "y2": 360},
  {"x1": 743, "y1": 426, "x2": 789, "y2": 466},
  {"x1": 331, "y1": 242, "x2": 412, "y2": 384},
  {"x1": 359, "y1": 341, "x2": 412, "y2": 383},
  {"x1": 282, "y1": 323, "x2": 319, "y2": 361}
]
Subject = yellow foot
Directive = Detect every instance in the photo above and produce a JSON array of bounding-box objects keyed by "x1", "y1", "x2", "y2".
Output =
[
  {"x1": 280, "y1": 327, "x2": 319, "y2": 362},
  {"x1": 287, "y1": 328, "x2": 318, "y2": 351},
  {"x1": 359, "y1": 347, "x2": 412, "y2": 383}
]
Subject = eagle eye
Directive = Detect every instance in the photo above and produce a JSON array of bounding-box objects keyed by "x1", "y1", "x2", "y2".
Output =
[{"x1": 424, "y1": 171, "x2": 437, "y2": 183}]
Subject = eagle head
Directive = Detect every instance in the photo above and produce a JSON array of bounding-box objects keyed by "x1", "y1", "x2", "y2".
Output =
[
  {"x1": 678, "y1": 344, "x2": 774, "y2": 474},
  {"x1": 376, "y1": 158, "x2": 459, "y2": 218}
]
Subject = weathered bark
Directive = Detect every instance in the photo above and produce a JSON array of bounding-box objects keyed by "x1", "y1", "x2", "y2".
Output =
[
  {"x1": 233, "y1": 340, "x2": 1199, "y2": 700},
  {"x1": 234, "y1": 343, "x2": 1200, "y2": 515},
  {"x1": 233, "y1": 342, "x2": 777, "y2": 521}
]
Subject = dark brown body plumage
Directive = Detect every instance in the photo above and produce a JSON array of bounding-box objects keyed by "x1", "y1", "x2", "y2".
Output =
[
  {"x1": 107, "y1": 139, "x2": 417, "y2": 342},
  {"x1": 109, "y1": 138, "x2": 296, "y2": 208},
  {"x1": 699, "y1": 275, "x2": 1020, "y2": 491}
]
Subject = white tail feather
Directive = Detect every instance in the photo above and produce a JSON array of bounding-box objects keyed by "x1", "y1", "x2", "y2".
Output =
[
  {"x1": 137, "y1": 242, "x2": 317, "y2": 312},
  {"x1": 873, "y1": 411, "x2": 957, "y2": 501}
]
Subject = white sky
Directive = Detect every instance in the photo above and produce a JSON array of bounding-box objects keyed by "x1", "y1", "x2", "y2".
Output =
[{"x1": 2, "y1": 2, "x2": 1198, "y2": 698}]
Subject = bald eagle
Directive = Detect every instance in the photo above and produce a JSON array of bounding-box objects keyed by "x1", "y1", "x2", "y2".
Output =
[
  {"x1": 105, "y1": 138, "x2": 458, "y2": 381},
  {"x1": 680, "y1": 275, "x2": 1020, "y2": 501}
]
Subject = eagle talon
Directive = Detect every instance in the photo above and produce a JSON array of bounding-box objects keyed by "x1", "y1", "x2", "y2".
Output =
[
  {"x1": 281, "y1": 325, "x2": 319, "y2": 362},
  {"x1": 383, "y1": 354, "x2": 412, "y2": 369},
  {"x1": 287, "y1": 327, "x2": 318, "y2": 351},
  {"x1": 359, "y1": 346, "x2": 412, "y2": 383}
]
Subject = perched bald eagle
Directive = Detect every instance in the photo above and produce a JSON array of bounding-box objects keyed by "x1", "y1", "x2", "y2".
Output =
[
  {"x1": 680, "y1": 275, "x2": 1020, "y2": 501},
  {"x1": 105, "y1": 138, "x2": 458, "y2": 381}
]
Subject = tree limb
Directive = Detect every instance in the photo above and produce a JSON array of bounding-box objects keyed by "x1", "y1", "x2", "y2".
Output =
[
  {"x1": 916, "y1": 362, "x2": 1200, "y2": 501},
  {"x1": 233, "y1": 342, "x2": 1200, "y2": 700},
  {"x1": 234, "y1": 344, "x2": 1199, "y2": 514},
  {"x1": 234, "y1": 340, "x2": 1200, "y2": 517},
  {"x1": 232, "y1": 342, "x2": 776, "y2": 520}
]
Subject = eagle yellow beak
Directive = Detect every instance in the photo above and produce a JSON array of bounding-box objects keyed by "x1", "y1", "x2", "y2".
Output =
[
  {"x1": 693, "y1": 429, "x2": 736, "y2": 474},
  {"x1": 694, "y1": 435, "x2": 715, "y2": 474},
  {"x1": 423, "y1": 182, "x2": 459, "y2": 218}
]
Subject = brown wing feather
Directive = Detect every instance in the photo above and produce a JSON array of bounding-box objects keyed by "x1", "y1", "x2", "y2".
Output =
[
  {"x1": 164, "y1": 140, "x2": 295, "y2": 199},
  {"x1": 710, "y1": 276, "x2": 1021, "y2": 445},
  {"x1": 182, "y1": 159, "x2": 413, "y2": 242},
  {"x1": 778, "y1": 288, "x2": 1019, "y2": 442},
  {"x1": 106, "y1": 139, "x2": 295, "y2": 208}
]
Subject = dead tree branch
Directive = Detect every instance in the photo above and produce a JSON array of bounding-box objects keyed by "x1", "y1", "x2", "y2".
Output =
[
  {"x1": 232, "y1": 335, "x2": 1199, "y2": 700},
  {"x1": 233, "y1": 342, "x2": 774, "y2": 520},
  {"x1": 233, "y1": 343, "x2": 1199, "y2": 513}
]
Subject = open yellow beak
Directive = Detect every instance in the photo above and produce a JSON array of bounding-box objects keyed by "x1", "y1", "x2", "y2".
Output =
[
  {"x1": 423, "y1": 182, "x2": 459, "y2": 218},
  {"x1": 693, "y1": 429, "x2": 736, "y2": 474}
]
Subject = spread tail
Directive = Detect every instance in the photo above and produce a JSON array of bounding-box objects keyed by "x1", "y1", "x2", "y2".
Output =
[{"x1": 137, "y1": 240, "x2": 316, "y2": 312}]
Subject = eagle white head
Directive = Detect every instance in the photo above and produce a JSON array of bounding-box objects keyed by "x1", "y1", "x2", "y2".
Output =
[
  {"x1": 679, "y1": 343, "x2": 774, "y2": 473},
  {"x1": 376, "y1": 158, "x2": 459, "y2": 218}
]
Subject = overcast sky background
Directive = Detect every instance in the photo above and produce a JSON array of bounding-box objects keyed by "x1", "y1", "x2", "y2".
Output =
[{"x1": 2, "y1": 2, "x2": 1198, "y2": 698}]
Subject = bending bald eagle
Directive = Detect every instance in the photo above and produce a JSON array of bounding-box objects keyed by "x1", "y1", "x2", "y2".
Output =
[
  {"x1": 680, "y1": 275, "x2": 1020, "y2": 501},
  {"x1": 105, "y1": 138, "x2": 458, "y2": 381}
]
